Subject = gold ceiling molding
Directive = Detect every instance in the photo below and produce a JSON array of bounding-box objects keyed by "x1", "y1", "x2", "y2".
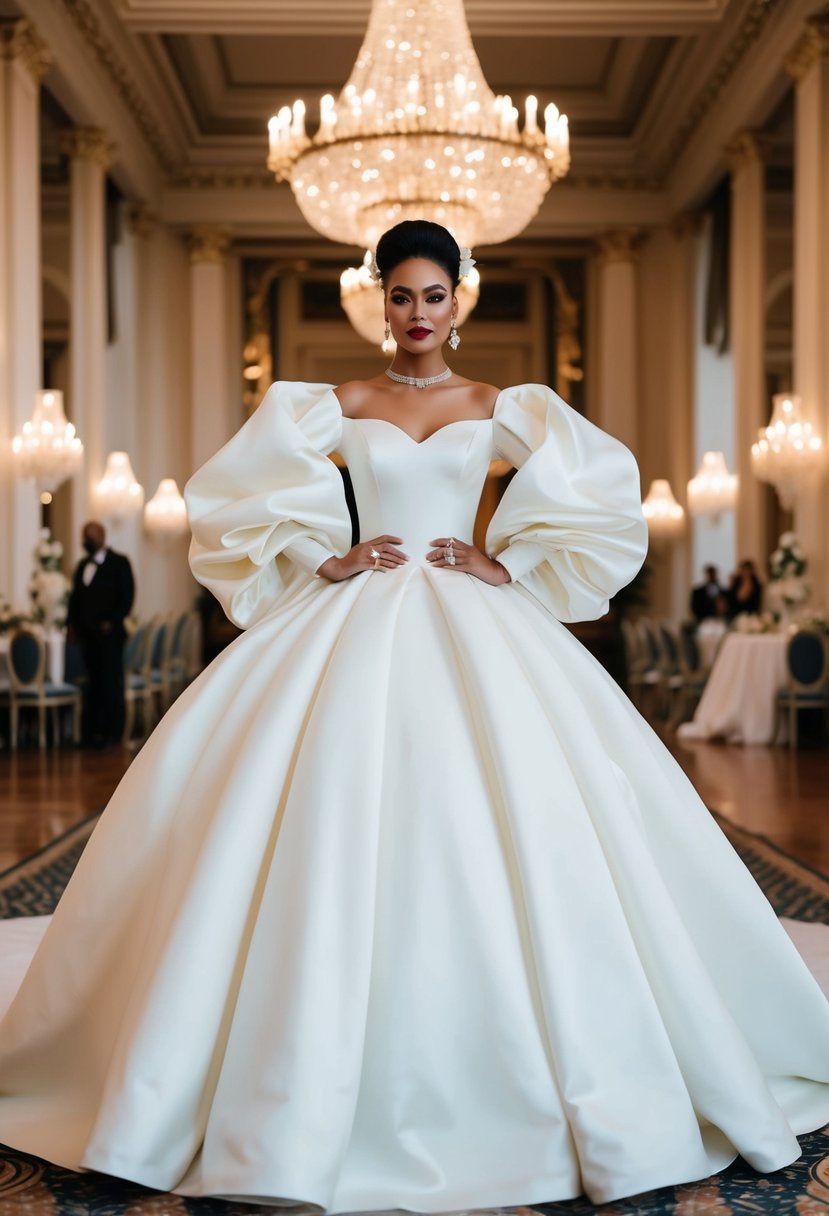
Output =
[
  {"x1": 669, "y1": 211, "x2": 704, "y2": 240},
  {"x1": 596, "y1": 228, "x2": 641, "y2": 264},
  {"x1": 660, "y1": 0, "x2": 787, "y2": 178},
  {"x1": 61, "y1": 0, "x2": 177, "y2": 174},
  {"x1": 171, "y1": 168, "x2": 277, "y2": 190},
  {"x1": 186, "y1": 225, "x2": 232, "y2": 264},
  {"x1": 784, "y1": 16, "x2": 829, "y2": 83},
  {"x1": 0, "y1": 18, "x2": 53, "y2": 82},
  {"x1": 59, "y1": 126, "x2": 116, "y2": 169}
]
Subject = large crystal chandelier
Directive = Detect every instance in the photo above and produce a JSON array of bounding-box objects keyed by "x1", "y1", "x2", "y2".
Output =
[
  {"x1": 641, "y1": 479, "x2": 685, "y2": 541},
  {"x1": 11, "y1": 390, "x2": 83, "y2": 498},
  {"x1": 266, "y1": 0, "x2": 570, "y2": 250},
  {"x1": 751, "y1": 393, "x2": 823, "y2": 509},
  {"x1": 341, "y1": 251, "x2": 480, "y2": 349}
]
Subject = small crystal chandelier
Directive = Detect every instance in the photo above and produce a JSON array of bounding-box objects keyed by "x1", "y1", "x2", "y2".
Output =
[
  {"x1": 266, "y1": 0, "x2": 570, "y2": 250},
  {"x1": 144, "y1": 478, "x2": 188, "y2": 539},
  {"x1": 687, "y1": 451, "x2": 738, "y2": 518},
  {"x1": 11, "y1": 390, "x2": 83, "y2": 498},
  {"x1": 94, "y1": 452, "x2": 144, "y2": 522},
  {"x1": 751, "y1": 393, "x2": 823, "y2": 510},
  {"x1": 642, "y1": 479, "x2": 685, "y2": 541},
  {"x1": 340, "y1": 251, "x2": 480, "y2": 350}
]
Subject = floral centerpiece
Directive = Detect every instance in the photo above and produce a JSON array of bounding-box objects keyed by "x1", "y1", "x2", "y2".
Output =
[
  {"x1": 29, "y1": 527, "x2": 70, "y2": 630},
  {"x1": 767, "y1": 531, "x2": 809, "y2": 623},
  {"x1": 0, "y1": 596, "x2": 28, "y2": 636}
]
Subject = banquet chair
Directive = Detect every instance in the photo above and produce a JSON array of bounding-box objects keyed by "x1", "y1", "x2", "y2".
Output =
[
  {"x1": 775, "y1": 628, "x2": 829, "y2": 750},
  {"x1": 670, "y1": 623, "x2": 709, "y2": 729},
  {"x1": 5, "y1": 627, "x2": 82, "y2": 749},
  {"x1": 123, "y1": 619, "x2": 156, "y2": 747},
  {"x1": 636, "y1": 617, "x2": 668, "y2": 719}
]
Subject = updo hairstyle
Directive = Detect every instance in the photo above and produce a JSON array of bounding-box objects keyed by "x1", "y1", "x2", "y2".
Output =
[{"x1": 375, "y1": 220, "x2": 461, "y2": 288}]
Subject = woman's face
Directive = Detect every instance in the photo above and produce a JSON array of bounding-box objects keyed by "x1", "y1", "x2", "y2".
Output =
[{"x1": 384, "y1": 258, "x2": 457, "y2": 356}]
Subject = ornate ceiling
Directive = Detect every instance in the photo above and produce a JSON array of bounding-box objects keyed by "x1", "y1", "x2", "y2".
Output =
[{"x1": 8, "y1": 0, "x2": 821, "y2": 239}]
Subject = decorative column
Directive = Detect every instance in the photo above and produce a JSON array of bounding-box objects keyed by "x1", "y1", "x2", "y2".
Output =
[
  {"x1": 786, "y1": 17, "x2": 829, "y2": 611},
  {"x1": 726, "y1": 131, "x2": 768, "y2": 568},
  {"x1": 0, "y1": 19, "x2": 51, "y2": 605},
  {"x1": 187, "y1": 226, "x2": 234, "y2": 473},
  {"x1": 60, "y1": 127, "x2": 114, "y2": 540},
  {"x1": 595, "y1": 230, "x2": 639, "y2": 452}
]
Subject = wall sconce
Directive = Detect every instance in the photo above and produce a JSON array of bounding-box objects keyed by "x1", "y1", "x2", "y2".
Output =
[
  {"x1": 11, "y1": 390, "x2": 83, "y2": 502},
  {"x1": 144, "y1": 478, "x2": 188, "y2": 539},
  {"x1": 751, "y1": 392, "x2": 823, "y2": 509},
  {"x1": 94, "y1": 451, "x2": 144, "y2": 522},
  {"x1": 642, "y1": 479, "x2": 685, "y2": 542},
  {"x1": 687, "y1": 451, "x2": 738, "y2": 519}
]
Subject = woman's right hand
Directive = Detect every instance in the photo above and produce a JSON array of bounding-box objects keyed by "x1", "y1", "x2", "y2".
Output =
[{"x1": 317, "y1": 536, "x2": 409, "y2": 581}]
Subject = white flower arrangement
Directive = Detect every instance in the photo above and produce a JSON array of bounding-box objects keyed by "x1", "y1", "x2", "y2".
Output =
[
  {"x1": 768, "y1": 531, "x2": 807, "y2": 582},
  {"x1": 733, "y1": 611, "x2": 777, "y2": 634},
  {"x1": 0, "y1": 595, "x2": 29, "y2": 636},
  {"x1": 29, "y1": 527, "x2": 70, "y2": 629}
]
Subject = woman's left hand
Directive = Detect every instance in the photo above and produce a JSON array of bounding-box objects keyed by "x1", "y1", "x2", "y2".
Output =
[{"x1": 426, "y1": 537, "x2": 510, "y2": 585}]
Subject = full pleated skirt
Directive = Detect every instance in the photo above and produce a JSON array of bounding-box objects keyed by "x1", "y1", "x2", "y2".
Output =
[{"x1": 1, "y1": 565, "x2": 829, "y2": 1210}]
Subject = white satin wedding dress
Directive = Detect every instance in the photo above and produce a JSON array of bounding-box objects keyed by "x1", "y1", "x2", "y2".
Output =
[{"x1": 1, "y1": 381, "x2": 829, "y2": 1212}]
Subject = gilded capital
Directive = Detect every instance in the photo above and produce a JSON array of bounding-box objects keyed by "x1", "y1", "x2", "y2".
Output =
[
  {"x1": 724, "y1": 131, "x2": 767, "y2": 172},
  {"x1": 596, "y1": 230, "x2": 640, "y2": 265},
  {"x1": 186, "y1": 226, "x2": 231, "y2": 264},
  {"x1": 126, "y1": 202, "x2": 157, "y2": 239},
  {"x1": 785, "y1": 17, "x2": 829, "y2": 82},
  {"x1": 60, "y1": 127, "x2": 115, "y2": 169},
  {"x1": 0, "y1": 19, "x2": 52, "y2": 82}
]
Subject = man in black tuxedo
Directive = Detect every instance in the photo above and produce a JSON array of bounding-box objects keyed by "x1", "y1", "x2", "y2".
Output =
[
  {"x1": 67, "y1": 520, "x2": 135, "y2": 748},
  {"x1": 689, "y1": 564, "x2": 727, "y2": 622}
]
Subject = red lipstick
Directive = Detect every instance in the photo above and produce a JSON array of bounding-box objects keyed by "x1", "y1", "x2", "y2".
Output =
[{"x1": 407, "y1": 327, "x2": 432, "y2": 340}]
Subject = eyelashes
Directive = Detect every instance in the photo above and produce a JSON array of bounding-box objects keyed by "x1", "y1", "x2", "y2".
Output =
[{"x1": 391, "y1": 294, "x2": 447, "y2": 305}]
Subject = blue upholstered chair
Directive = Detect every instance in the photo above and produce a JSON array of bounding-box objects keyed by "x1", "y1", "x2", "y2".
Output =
[
  {"x1": 775, "y1": 628, "x2": 829, "y2": 749},
  {"x1": 6, "y1": 627, "x2": 82, "y2": 749},
  {"x1": 123, "y1": 619, "x2": 155, "y2": 747}
]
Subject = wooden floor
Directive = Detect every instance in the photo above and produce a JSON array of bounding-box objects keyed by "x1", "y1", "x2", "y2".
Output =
[{"x1": 0, "y1": 724, "x2": 827, "y2": 874}]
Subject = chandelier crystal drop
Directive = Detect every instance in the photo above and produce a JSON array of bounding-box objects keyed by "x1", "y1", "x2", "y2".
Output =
[
  {"x1": 687, "y1": 451, "x2": 739, "y2": 517},
  {"x1": 341, "y1": 251, "x2": 480, "y2": 350},
  {"x1": 266, "y1": 0, "x2": 570, "y2": 250},
  {"x1": 641, "y1": 479, "x2": 685, "y2": 540},
  {"x1": 11, "y1": 390, "x2": 83, "y2": 494},
  {"x1": 94, "y1": 452, "x2": 144, "y2": 522},
  {"x1": 751, "y1": 393, "x2": 823, "y2": 510}
]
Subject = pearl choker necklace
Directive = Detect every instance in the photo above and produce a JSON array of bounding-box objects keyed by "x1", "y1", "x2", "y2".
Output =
[{"x1": 384, "y1": 367, "x2": 452, "y2": 390}]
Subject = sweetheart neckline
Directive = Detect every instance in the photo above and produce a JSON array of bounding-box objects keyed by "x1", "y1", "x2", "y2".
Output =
[{"x1": 343, "y1": 415, "x2": 493, "y2": 447}]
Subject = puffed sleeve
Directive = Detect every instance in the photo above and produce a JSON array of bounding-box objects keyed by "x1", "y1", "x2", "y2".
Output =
[
  {"x1": 184, "y1": 381, "x2": 353, "y2": 629},
  {"x1": 486, "y1": 384, "x2": 648, "y2": 622}
]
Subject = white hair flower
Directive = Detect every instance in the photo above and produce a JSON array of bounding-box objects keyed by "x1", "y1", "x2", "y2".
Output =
[
  {"x1": 367, "y1": 253, "x2": 382, "y2": 283},
  {"x1": 458, "y1": 247, "x2": 476, "y2": 278}
]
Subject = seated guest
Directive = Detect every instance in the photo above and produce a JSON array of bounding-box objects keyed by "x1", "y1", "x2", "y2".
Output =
[
  {"x1": 690, "y1": 564, "x2": 727, "y2": 621},
  {"x1": 727, "y1": 559, "x2": 763, "y2": 618}
]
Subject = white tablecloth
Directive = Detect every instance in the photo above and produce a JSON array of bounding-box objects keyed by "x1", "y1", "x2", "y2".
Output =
[{"x1": 677, "y1": 631, "x2": 789, "y2": 745}]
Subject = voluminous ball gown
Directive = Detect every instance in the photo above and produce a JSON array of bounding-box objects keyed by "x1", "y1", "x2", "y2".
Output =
[{"x1": 1, "y1": 381, "x2": 829, "y2": 1211}]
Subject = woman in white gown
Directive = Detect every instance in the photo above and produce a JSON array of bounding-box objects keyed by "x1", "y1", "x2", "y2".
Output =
[{"x1": 1, "y1": 220, "x2": 829, "y2": 1212}]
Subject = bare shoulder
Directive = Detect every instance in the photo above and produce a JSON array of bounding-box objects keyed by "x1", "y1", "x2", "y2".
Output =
[
  {"x1": 451, "y1": 377, "x2": 502, "y2": 418},
  {"x1": 333, "y1": 378, "x2": 385, "y2": 417}
]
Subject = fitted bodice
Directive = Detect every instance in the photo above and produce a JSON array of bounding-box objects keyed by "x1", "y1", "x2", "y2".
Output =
[{"x1": 338, "y1": 417, "x2": 495, "y2": 565}]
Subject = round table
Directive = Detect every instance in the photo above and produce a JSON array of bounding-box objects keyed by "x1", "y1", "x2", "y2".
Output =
[{"x1": 677, "y1": 631, "x2": 789, "y2": 745}]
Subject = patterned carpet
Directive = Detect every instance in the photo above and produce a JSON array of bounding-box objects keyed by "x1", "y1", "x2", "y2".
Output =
[{"x1": 0, "y1": 810, "x2": 828, "y2": 1214}]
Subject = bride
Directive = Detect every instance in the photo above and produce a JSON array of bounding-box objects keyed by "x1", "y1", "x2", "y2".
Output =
[{"x1": 1, "y1": 219, "x2": 828, "y2": 1212}]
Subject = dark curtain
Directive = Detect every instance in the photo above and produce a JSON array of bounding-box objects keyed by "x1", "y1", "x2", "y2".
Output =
[{"x1": 704, "y1": 176, "x2": 730, "y2": 354}]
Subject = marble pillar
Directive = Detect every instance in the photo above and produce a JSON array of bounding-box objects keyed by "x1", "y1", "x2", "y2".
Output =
[
  {"x1": 60, "y1": 127, "x2": 114, "y2": 544},
  {"x1": 786, "y1": 18, "x2": 829, "y2": 613},
  {"x1": 726, "y1": 130, "x2": 768, "y2": 569},
  {"x1": 595, "y1": 230, "x2": 639, "y2": 453},
  {"x1": 187, "y1": 226, "x2": 235, "y2": 474},
  {"x1": 0, "y1": 20, "x2": 51, "y2": 606}
]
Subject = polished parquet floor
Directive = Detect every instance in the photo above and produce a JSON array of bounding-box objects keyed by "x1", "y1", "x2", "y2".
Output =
[{"x1": 1, "y1": 722, "x2": 828, "y2": 875}]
